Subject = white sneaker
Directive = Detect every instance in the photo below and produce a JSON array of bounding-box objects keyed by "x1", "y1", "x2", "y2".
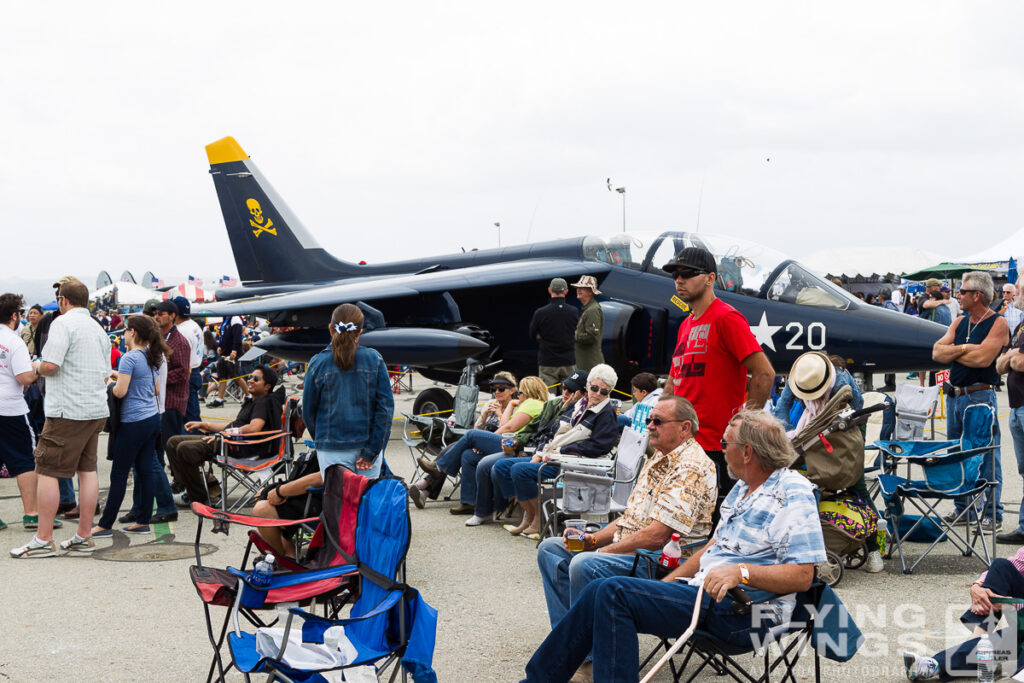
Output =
[
  {"x1": 865, "y1": 550, "x2": 884, "y2": 573},
  {"x1": 902, "y1": 651, "x2": 938, "y2": 680},
  {"x1": 465, "y1": 515, "x2": 488, "y2": 527}
]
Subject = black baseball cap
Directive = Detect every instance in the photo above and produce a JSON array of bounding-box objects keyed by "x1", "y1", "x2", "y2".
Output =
[
  {"x1": 153, "y1": 300, "x2": 178, "y2": 315},
  {"x1": 662, "y1": 247, "x2": 717, "y2": 276},
  {"x1": 562, "y1": 369, "x2": 588, "y2": 393}
]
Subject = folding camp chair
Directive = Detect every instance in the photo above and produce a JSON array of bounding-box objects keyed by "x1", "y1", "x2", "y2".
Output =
[
  {"x1": 401, "y1": 362, "x2": 488, "y2": 501},
  {"x1": 640, "y1": 578, "x2": 863, "y2": 683},
  {"x1": 893, "y1": 384, "x2": 941, "y2": 440},
  {"x1": 189, "y1": 465, "x2": 371, "y2": 682},
  {"x1": 875, "y1": 402, "x2": 998, "y2": 574},
  {"x1": 205, "y1": 396, "x2": 302, "y2": 512},
  {"x1": 222, "y1": 473, "x2": 438, "y2": 683},
  {"x1": 861, "y1": 391, "x2": 895, "y2": 504},
  {"x1": 537, "y1": 426, "x2": 648, "y2": 539}
]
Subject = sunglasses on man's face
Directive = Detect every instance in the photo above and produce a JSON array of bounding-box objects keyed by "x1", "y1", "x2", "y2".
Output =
[
  {"x1": 645, "y1": 417, "x2": 684, "y2": 427},
  {"x1": 673, "y1": 269, "x2": 708, "y2": 280},
  {"x1": 589, "y1": 385, "x2": 610, "y2": 396}
]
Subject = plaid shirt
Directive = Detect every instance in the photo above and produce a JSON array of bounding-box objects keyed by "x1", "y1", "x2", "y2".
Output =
[
  {"x1": 41, "y1": 308, "x2": 110, "y2": 420},
  {"x1": 163, "y1": 326, "x2": 190, "y2": 415},
  {"x1": 614, "y1": 438, "x2": 717, "y2": 549},
  {"x1": 688, "y1": 468, "x2": 827, "y2": 623}
]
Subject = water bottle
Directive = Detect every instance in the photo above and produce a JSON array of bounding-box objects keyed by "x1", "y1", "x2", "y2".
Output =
[
  {"x1": 976, "y1": 632, "x2": 995, "y2": 683},
  {"x1": 876, "y1": 519, "x2": 888, "y2": 557},
  {"x1": 659, "y1": 533, "x2": 682, "y2": 569},
  {"x1": 250, "y1": 553, "x2": 275, "y2": 588}
]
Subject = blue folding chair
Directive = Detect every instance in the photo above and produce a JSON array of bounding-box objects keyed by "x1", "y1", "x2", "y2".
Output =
[
  {"x1": 223, "y1": 471, "x2": 438, "y2": 682},
  {"x1": 874, "y1": 403, "x2": 998, "y2": 574},
  {"x1": 640, "y1": 579, "x2": 863, "y2": 683}
]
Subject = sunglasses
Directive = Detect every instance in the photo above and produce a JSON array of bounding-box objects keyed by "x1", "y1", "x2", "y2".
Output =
[
  {"x1": 673, "y1": 268, "x2": 709, "y2": 279},
  {"x1": 491, "y1": 385, "x2": 511, "y2": 392},
  {"x1": 958, "y1": 289, "x2": 978, "y2": 295},
  {"x1": 645, "y1": 417, "x2": 685, "y2": 427},
  {"x1": 720, "y1": 440, "x2": 742, "y2": 450},
  {"x1": 589, "y1": 385, "x2": 611, "y2": 396},
  {"x1": 246, "y1": 375, "x2": 262, "y2": 383}
]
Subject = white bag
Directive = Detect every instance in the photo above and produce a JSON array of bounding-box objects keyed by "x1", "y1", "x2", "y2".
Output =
[{"x1": 256, "y1": 624, "x2": 358, "y2": 670}]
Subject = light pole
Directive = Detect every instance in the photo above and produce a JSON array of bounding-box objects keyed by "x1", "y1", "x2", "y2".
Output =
[
  {"x1": 606, "y1": 178, "x2": 626, "y2": 232},
  {"x1": 494, "y1": 222, "x2": 501, "y2": 247}
]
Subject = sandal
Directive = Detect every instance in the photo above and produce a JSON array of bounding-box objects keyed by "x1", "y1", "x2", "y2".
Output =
[
  {"x1": 503, "y1": 524, "x2": 523, "y2": 536},
  {"x1": 521, "y1": 529, "x2": 541, "y2": 541},
  {"x1": 10, "y1": 537, "x2": 57, "y2": 558}
]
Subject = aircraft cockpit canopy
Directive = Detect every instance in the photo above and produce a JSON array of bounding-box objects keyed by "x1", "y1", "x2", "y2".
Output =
[{"x1": 582, "y1": 231, "x2": 857, "y2": 310}]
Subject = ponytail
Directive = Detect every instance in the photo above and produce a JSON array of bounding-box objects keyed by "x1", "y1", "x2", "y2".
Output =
[
  {"x1": 330, "y1": 303, "x2": 364, "y2": 371},
  {"x1": 125, "y1": 315, "x2": 170, "y2": 370}
]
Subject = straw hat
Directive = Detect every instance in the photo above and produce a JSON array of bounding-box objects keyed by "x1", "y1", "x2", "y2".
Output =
[
  {"x1": 788, "y1": 351, "x2": 835, "y2": 401},
  {"x1": 570, "y1": 275, "x2": 602, "y2": 295}
]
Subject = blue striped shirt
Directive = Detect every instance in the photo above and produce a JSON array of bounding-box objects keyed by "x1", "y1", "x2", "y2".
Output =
[{"x1": 689, "y1": 468, "x2": 826, "y2": 623}]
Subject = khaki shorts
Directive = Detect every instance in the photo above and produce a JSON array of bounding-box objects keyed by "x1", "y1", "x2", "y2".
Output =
[{"x1": 34, "y1": 417, "x2": 107, "y2": 478}]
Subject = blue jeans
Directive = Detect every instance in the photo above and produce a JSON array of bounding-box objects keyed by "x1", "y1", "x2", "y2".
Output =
[
  {"x1": 58, "y1": 477, "x2": 76, "y2": 505},
  {"x1": 493, "y1": 458, "x2": 560, "y2": 503},
  {"x1": 435, "y1": 429, "x2": 503, "y2": 505},
  {"x1": 536, "y1": 537, "x2": 658, "y2": 628},
  {"x1": 100, "y1": 415, "x2": 160, "y2": 529},
  {"x1": 522, "y1": 576, "x2": 770, "y2": 682},
  {"x1": 130, "y1": 410, "x2": 181, "y2": 517},
  {"x1": 1009, "y1": 407, "x2": 1024, "y2": 534},
  {"x1": 474, "y1": 452, "x2": 510, "y2": 516},
  {"x1": 318, "y1": 449, "x2": 382, "y2": 479},
  {"x1": 186, "y1": 368, "x2": 202, "y2": 424},
  {"x1": 932, "y1": 558, "x2": 1024, "y2": 680},
  {"x1": 948, "y1": 390, "x2": 1002, "y2": 522}
]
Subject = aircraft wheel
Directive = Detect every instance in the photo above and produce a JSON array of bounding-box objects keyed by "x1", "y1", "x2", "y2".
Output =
[
  {"x1": 817, "y1": 551, "x2": 844, "y2": 587},
  {"x1": 413, "y1": 388, "x2": 454, "y2": 418}
]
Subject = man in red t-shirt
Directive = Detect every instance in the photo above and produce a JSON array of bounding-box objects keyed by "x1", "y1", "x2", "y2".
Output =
[{"x1": 663, "y1": 247, "x2": 775, "y2": 497}]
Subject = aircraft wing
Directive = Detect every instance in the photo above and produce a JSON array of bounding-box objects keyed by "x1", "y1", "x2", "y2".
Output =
[{"x1": 193, "y1": 259, "x2": 613, "y2": 316}]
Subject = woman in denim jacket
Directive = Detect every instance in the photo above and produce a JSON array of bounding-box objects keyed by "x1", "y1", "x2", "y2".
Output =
[{"x1": 302, "y1": 303, "x2": 394, "y2": 478}]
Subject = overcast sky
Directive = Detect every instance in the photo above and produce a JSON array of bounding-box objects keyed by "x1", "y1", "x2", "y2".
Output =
[{"x1": 3, "y1": 1, "x2": 1023, "y2": 288}]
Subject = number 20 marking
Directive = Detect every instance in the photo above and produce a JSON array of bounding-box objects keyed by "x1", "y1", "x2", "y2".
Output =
[{"x1": 785, "y1": 322, "x2": 827, "y2": 350}]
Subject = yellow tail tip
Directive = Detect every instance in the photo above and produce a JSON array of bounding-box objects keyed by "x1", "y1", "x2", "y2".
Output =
[{"x1": 206, "y1": 137, "x2": 249, "y2": 165}]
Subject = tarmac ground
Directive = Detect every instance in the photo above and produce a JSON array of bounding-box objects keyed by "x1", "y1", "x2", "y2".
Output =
[{"x1": 1, "y1": 372, "x2": 1021, "y2": 681}]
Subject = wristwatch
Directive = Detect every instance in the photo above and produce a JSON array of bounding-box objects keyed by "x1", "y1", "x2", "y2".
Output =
[{"x1": 739, "y1": 563, "x2": 750, "y2": 585}]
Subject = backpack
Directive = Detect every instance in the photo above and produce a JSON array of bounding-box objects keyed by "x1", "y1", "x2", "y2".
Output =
[{"x1": 791, "y1": 385, "x2": 865, "y2": 491}]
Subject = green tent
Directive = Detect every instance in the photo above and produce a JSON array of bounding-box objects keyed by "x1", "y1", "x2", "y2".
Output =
[{"x1": 901, "y1": 262, "x2": 974, "y2": 281}]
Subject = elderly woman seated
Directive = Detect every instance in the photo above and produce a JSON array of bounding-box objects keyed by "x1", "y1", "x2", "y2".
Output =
[
  {"x1": 460, "y1": 369, "x2": 590, "y2": 527},
  {"x1": 417, "y1": 376, "x2": 550, "y2": 514},
  {"x1": 903, "y1": 547, "x2": 1024, "y2": 680},
  {"x1": 494, "y1": 364, "x2": 620, "y2": 540}
]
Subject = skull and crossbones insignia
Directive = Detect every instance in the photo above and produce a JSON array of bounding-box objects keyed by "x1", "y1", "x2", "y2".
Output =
[{"x1": 246, "y1": 198, "x2": 277, "y2": 238}]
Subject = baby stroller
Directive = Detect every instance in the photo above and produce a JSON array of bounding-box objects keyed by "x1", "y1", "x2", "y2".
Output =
[{"x1": 790, "y1": 385, "x2": 890, "y2": 587}]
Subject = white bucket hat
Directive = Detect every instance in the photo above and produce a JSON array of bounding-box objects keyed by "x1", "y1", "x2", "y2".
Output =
[{"x1": 788, "y1": 351, "x2": 835, "y2": 402}]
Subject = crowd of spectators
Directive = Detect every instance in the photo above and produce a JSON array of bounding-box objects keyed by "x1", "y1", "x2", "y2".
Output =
[{"x1": 7, "y1": 260, "x2": 1024, "y2": 680}]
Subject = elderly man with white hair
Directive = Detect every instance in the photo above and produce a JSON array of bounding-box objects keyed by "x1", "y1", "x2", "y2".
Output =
[
  {"x1": 522, "y1": 410, "x2": 826, "y2": 682},
  {"x1": 494, "y1": 363, "x2": 620, "y2": 539},
  {"x1": 934, "y1": 270, "x2": 1010, "y2": 532}
]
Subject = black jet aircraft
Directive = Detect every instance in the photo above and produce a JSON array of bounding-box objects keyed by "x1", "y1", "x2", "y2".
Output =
[{"x1": 194, "y1": 137, "x2": 946, "y2": 412}]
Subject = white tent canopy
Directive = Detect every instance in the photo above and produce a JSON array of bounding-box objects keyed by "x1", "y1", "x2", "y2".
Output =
[
  {"x1": 90, "y1": 282, "x2": 160, "y2": 306},
  {"x1": 799, "y1": 247, "x2": 948, "y2": 279},
  {"x1": 958, "y1": 226, "x2": 1024, "y2": 264}
]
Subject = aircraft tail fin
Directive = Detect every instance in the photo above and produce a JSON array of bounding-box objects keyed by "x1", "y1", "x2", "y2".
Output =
[{"x1": 205, "y1": 137, "x2": 358, "y2": 285}]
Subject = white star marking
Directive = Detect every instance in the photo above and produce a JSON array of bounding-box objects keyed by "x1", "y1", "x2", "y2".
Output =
[{"x1": 750, "y1": 311, "x2": 782, "y2": 351}]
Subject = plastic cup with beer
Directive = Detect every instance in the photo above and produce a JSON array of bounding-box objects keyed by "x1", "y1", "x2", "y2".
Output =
[
  {"x1": 565, "y1": 519, "x2": 587, "y2": 552},
  {"x1": 501, "y1": 432, "x2": 517, "y2": 454}
]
